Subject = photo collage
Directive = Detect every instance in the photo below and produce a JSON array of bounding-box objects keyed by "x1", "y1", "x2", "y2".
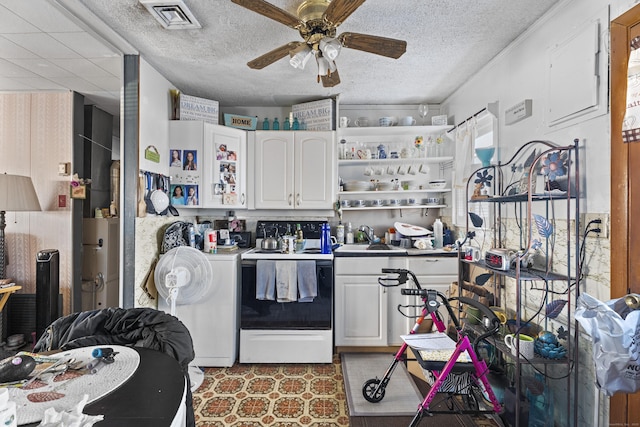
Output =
[
  {"x1": 169, "y1": 148, "x2": 199, "y2": 206},
  {"x1": 215, "y1": 143, "x2": 238, "y2": 205}
]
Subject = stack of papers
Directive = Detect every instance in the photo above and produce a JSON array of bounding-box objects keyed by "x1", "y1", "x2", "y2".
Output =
[{"x1": 401, "y1": 333, "x2": 471, "y2": 363}]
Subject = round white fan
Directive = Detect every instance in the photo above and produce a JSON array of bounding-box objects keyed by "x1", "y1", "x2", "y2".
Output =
[
  {"x1": 154, "y1": 246, "x2": 213, "y2": 392},
  {"x1": 155, "y1": 246, "x2": 213, "y2": 313}
]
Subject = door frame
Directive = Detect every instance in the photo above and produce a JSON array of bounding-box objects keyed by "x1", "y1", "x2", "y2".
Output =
[{"x1": 610, "y1": 5, "x2": 640, "y2": 425}]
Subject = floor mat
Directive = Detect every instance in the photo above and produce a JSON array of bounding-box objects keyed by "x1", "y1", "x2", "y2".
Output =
[{"x1": 341, "y1": 352, "x2": 422, "y2": 417}]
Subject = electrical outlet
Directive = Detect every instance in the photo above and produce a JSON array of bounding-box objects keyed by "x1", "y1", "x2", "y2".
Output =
[{"x1": 582, "y1": 213, "x2": 609, "y2": 239}]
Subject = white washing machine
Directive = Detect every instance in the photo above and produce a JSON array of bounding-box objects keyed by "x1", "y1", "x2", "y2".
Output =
[{"x1": 159, "y1": 251, "x2": 241, "y2": 367}]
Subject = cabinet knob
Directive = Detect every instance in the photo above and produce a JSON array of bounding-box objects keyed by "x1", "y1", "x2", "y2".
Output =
[{"x1": 240, "y1": 193, "x2": 245, "y2": 205}]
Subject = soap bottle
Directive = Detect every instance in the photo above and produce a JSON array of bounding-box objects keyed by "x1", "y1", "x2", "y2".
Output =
[
  {"x1": 345, "y1": 222, "x2": 354, "y2": 244},
  {"x1": 433, "y1": 218, "x2": 443, "y2": 249},
  {"x1": 262, "y1": 118, "x2": 269, "y2": 130},
  {"x1": 295, "y1": 223, "x2": 304, "y2": 252},
  {"x1": 273, "y1": 118, "x2": 280, "y2": 130}
]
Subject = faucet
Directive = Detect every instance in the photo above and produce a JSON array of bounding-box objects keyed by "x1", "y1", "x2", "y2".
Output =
[{"x1": 358, "y1": 225, "x2": 374, "y2": 243}]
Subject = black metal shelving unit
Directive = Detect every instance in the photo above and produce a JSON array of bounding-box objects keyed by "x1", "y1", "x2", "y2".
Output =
[{"x1": 458, "y1": 139, "x2": 580, "y2": 427}]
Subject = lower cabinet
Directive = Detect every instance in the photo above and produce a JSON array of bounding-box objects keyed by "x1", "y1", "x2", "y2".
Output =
[{"x1": 335, "y1": 256, "x2": 457, "y2": 347}]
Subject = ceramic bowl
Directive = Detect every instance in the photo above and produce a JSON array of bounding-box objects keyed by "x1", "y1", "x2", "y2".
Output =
[{"x1": 428, "y1": 180, "x2": 447, "y2": 190}]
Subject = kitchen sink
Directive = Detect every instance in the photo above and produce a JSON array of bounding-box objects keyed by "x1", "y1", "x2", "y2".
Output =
[{"x1": 335, "y1": 244, "x2": 407, "y2": 254}]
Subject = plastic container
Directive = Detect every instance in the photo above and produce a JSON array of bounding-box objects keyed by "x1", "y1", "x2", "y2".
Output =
[
  {"x1": 204, "y1": 229, "x2": 217, "y2": 253},
  {"x1": 433, "y1": 218, "x2": 443, "y2": 249},
  {"x1": 336, "y1": 223, "x2": 345, "y2": 244}
]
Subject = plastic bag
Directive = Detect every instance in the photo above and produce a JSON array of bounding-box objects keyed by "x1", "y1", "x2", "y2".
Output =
[{"x1": 575, "y1": 293, "x2": 640, "y2": 396}]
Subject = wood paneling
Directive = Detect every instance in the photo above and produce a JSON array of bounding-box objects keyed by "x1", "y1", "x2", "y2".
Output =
[{"x1": 0, "y1": 92, "x2": 74, "y2": 314}]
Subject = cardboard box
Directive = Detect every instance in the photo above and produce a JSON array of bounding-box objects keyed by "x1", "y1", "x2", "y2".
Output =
[
  {"x1": 179, "y1": 94, "x2": 219, "y2": 124},
  {"x1": 292, "y1": 98, "x2": 335, "y2": 131}
]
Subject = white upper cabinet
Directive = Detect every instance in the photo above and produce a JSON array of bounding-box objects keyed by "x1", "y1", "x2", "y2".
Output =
[
  {"x1": 169, "y1": 121, "x2": 247, "y2": 209},
  {"x1": 251, "y1": 131, "x2": 335, "y2": 210}
]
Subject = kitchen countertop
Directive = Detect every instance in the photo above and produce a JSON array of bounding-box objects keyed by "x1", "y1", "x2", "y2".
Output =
[{"x1": 333, "y1": 246, "x2": 457, "y2": 257}]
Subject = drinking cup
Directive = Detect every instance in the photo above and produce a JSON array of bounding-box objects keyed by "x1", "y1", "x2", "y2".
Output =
[
  {"x1": 355, "y1": 117, "x2": 369, "y2": 127},
  {"x1": 408, "y1": 165, "x2": 418, "y2": 175},
  {"x1": 357, "y1": 149, "x2": 371, "y2": 159},
  {"x1": 419, "y1": 164, "x2": 430, "y2": 174},
  {"x1": 339, "y1": 116, "x2": 350, "y2": 128},
  {"x1": 397, "y1": 164, "x2": 408, "y2": 175},
  {"x1": 400, "y1": 116, "x2": 416, "y2": 126},
  {"x1": 387, "y1": 165, "x2": 397, "y2": 175},
  {"x1": 379, "y1": 117, "x2": 392, "y2": 127},
  {"x1": 504, "y1": 334, "x2": 535, "y2": 359},
  {"x1": 363, "y1": 166, "x2": 374, "y2": 176},
  {"x1": 464, "y1": 246, "x2": 481, "y2": 261},
  {"x1": 374, "y1": 166, "x2": 384, "y2": 175}
]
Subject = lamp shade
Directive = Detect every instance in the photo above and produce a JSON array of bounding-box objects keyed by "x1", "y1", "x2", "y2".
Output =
[{"x1": 0, "y1": 174, "x2": 41, "y2": 212}]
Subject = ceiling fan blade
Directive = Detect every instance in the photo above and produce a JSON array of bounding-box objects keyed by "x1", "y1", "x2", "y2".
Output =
[
  {"x1": 321, "y1": 69, "x2": 340, "y2": 87},
  {"x1": 247, "y1": 41, "x2": 304, "y2": 69},
  {"x1": 231, "y1": 0, "x2": 303, "y2": 29},
  {"x1": 323, "y1": 0, "x2": 366, "y2": 27},
  {"x1": 338, "y1": 32, "x2": 407, "y2": 59}
]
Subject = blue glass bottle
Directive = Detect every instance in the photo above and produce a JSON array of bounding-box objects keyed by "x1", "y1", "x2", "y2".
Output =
[
  {"x1": 273, "y1": 118, "x2": 280, "y2": 130},
  {"x1": 283, "y1": 117, "x2": 290, "y2": 130},
  {"x1": 292, "y1": 117, "x2": 300, "y2": 130},
  {"x1": 262, "y1": 118, "x2": 269, "y2": 130}
]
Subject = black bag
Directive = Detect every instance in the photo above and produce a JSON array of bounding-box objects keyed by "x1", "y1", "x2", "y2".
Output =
[{"x1": 161, "y1": 221, "x2": 192, "y2": 254}]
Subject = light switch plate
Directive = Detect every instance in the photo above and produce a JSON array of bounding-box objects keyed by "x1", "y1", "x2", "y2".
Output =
[{"x1": 58, "y1": 162, "x2": 70, "y2": 176}]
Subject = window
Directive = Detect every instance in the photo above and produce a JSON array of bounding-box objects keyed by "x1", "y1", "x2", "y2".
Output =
[{"x1": 453, "y1": 110, "x2": 498, "y2": 227}]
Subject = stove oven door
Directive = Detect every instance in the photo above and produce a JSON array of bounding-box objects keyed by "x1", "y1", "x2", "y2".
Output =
[{"x1": 240, "y1": 259, "x2": 333, "y2": 329}]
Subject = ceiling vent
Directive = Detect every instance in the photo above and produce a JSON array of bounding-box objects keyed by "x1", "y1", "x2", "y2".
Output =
[{"x1": 139, "y1": 0, "x2": 201, "y2": 30}]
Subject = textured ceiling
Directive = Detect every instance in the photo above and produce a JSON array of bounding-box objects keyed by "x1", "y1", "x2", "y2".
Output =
[{"x1": 0, "y1": 0, "x2": 560, "y2": 112}]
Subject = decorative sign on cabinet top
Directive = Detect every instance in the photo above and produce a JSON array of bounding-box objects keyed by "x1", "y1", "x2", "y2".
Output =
[{"x1": 292, "y1": 98, "x2": 335, "y2": 131}]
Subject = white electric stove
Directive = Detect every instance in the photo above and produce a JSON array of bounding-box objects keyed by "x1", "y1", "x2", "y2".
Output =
[{"x1": 239, "y1": 220, "x2": 334, "y2": 363}]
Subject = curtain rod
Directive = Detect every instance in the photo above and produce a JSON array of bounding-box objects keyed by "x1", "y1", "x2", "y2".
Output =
[{"x1": 446, "y1": 107, "x2": 487, "y2": 133}]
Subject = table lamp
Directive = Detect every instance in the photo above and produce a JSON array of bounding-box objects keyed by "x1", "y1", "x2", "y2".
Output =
[{"x1": 0, "y1": 173, "x2": 41, "y2": 279}]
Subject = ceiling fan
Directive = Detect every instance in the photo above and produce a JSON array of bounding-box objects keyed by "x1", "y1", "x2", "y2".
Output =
[{"x1": 231, "y1": 0, "x2": 407, "y2": 87}]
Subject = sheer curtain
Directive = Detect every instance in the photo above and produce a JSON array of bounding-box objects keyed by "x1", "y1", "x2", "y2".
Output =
[{"x1": 452, "y1": 110, "x2": 498, "y2": 227}]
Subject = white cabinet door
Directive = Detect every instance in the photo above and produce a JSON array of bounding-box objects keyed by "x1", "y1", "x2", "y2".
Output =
[
  {"x1": 295, "y1": 131, "x2": 335, "y2": 209},
  {"x1": 203, "y1": 124, "x2": 247, "y2": 208},
  {"x1": 169, "y1": 121, "x2": 247, "y2": 209},
  {"x1": 253, "y1": 131, "x2": 335, "y2": 209},
  {"x1": 253, "y1": 131, "x2": 294, "y2": 209},
  {"x1": 335, "y1": 274, "x2": 387, "y2": 346}
]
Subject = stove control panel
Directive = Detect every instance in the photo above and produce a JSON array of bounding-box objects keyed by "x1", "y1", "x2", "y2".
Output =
[{"x1": 256, "y1": 221, "x2": 327, "y2": 239}]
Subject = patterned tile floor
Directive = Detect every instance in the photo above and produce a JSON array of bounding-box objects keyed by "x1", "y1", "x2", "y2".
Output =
[{"x1": 193, "y1": 354, "x2": 350, "y2": 426}]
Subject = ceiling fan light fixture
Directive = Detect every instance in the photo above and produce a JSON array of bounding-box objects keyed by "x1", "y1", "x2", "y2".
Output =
[
  {"x1": 319, "y1": 37, "x2": 341, "y2": 61},
  {"x1": 289, "y1": 44, "x2": 313, "y2": 70},
  {"x1": 316, "y1": 54, "x2": 330, "y2": 77}
]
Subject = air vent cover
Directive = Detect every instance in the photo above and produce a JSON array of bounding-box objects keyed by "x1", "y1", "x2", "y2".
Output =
[{"x1": 140, "y1": 0, "x2": 201, "y2": 30}]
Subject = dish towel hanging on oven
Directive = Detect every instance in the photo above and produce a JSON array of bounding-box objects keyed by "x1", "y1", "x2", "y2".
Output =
[
  {"x1": 256, "y1": 260, "x2": 276, "y2": 300},
  {"x1": 276, "y1": 261, "x2": 297, "y2": 302},
  {"x1": 297, "y1": 261, "x2": 317, "y2": 302}
]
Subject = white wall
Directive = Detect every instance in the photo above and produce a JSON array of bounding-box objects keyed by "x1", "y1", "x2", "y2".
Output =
[
  {"x1": 442, "y1": 0, "x2": 611, "y2": 214},
  {"x1": 440, "y1": 1, "x2": 632, "y2": 425}
]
